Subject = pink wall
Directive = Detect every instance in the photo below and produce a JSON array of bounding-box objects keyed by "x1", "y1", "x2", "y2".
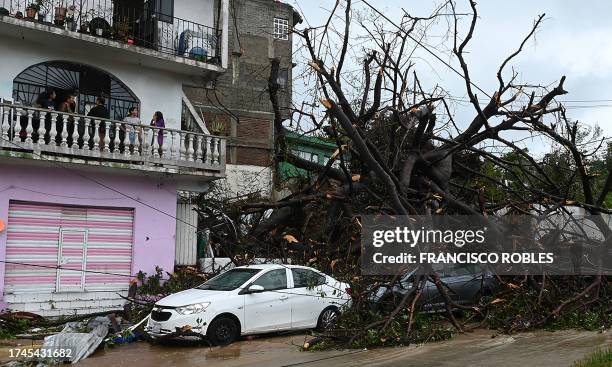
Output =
[{"x1": 0, "y1": 163, "x2": 178, "y2": 308}]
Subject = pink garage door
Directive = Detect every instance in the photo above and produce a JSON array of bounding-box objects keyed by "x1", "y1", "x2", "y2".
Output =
[{"x1": 4, "y1": 202, "x2": 134, "y2": 294}]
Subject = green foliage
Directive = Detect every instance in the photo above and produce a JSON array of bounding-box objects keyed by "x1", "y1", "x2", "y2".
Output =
[
  {"x1": 486, "y1": 277, "x2": 610, "y2": 333},
  {"x1": 572, "y1": 348, "x2": 612, "y2": 367},
  {"x1": 124, "y1": 267, "x2": 209, "y2": 321},
  {"x1": 0, "y1": 318, "x2": 30, "y2": 339}
]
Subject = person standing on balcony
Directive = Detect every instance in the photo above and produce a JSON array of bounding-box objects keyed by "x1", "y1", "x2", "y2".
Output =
[
  {"x1": 56, "y1": 93, "x2": 77, "y2": 145},
  {"x1": 88, "y1": 96, "x2": 110, "y2": 150},
  {"x1": 58, "y1": 93, "x2": 76, "y2": 113},
  {"x1": 123, "y1": 106, "x2": 141, "y2": 153},
  {"x1": 32, "y1": 88, "x2": 56, "y2": 143},
  {"x1": 150, "y1": 111, "x2": 165, "y2": 155},
  {"x1": 35, "y1": 88, "x2": 56, "y2": 110}
]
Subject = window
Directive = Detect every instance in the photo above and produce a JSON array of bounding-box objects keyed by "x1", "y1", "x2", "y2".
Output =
[
  {"x1": 292, "y1": 269, "x2": 326, "y2": 288},
  {"x1": 277, "y1": 68, "x2": 289, "y2": 86},
  {"x1": 274, "y1": 17, "x2": 289, "y2": 40},
  {"x1": 252, "y1": 269, "x2": 287, "y2": 290},
  {"x1": 197, "y1": 268, "x2": 261, "y2": 291},
  {"x1": 310, "y1": 153, "x2": 319, "y2": 163}
]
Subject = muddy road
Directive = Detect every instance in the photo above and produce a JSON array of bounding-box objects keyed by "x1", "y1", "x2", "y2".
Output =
[{"x1": 70, "y1": 329, "x2": 610, "y2": 367}]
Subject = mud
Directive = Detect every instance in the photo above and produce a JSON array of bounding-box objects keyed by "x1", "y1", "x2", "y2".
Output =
[{"x1": 3, "y1": 329, "x2": 610, "y2": 366}]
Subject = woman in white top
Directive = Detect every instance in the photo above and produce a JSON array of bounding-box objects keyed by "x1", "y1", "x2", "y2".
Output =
[{"x1": 123, "y1": 106, "x2": 141, "y2": 152}]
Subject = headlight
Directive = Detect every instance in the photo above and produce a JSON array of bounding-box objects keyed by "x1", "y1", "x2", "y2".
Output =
[{"x1": 176, "y1": 302, "x2": 210, "y2": 315}]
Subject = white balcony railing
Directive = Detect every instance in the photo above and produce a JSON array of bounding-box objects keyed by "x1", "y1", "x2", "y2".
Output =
[{"x1": 0, "y1": 102, "x2": 226, "y2": 175}]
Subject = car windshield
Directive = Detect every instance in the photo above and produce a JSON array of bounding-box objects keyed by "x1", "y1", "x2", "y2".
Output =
[{"x1": 196, "y1": 268, "x2": 261, "y2": 291}]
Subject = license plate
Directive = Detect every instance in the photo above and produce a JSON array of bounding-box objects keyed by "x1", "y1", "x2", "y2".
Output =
[{"x1": 150, "y1": 322, "x2": 161, "y2": 333}]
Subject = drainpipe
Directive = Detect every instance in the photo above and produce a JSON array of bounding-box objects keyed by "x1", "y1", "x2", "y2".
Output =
[{"x1": 220, "y1": 0, "x2": 229, "y2": 69}]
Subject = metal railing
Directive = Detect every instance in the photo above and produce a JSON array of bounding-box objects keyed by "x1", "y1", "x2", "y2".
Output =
[
  {"x1": 0, "y1": 0, "x2": 220, "y2": 64},
  {"x1": 0, "y1": 102, "x2": 226, "y2": 173}
]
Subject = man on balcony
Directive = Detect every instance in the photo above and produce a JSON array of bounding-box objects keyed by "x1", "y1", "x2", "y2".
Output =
[{"x1": 88, "y1": 96, "x2": 111, "y2": 149}]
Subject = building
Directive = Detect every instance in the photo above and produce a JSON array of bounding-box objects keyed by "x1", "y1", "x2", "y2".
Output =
[
  {"x1": 184, "y1": 0, "x2": 300, "y2": 199},
  {"x1": 0, "y1": 0, "x2": 296, "y2": 316},
  {"x1": 279, "y1": 131, "x2": 340, "y2": 181}
]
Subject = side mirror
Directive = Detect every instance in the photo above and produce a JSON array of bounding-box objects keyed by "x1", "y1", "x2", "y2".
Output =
[{"x1": 247, "y1": 284, "x2": 265, "y2": 293}]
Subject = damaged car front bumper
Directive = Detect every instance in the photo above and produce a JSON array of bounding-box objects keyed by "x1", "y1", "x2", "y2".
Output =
[{"x1": 144, "y1": 306, "x2": 209, "y2": 338}]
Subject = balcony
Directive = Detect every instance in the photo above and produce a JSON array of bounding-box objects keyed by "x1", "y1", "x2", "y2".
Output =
[
  {"x1": 0, "y1": 101, "x2": 226, "y2": 180},
  {"x1": 0, "y1": 0, "x2": 227, "y2": 76}
]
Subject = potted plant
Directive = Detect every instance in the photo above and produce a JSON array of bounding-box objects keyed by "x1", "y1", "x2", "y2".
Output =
[
  {"x1": 113, "y1": 18, "x2": 129, "y2": 42},
  {"x1": 54, "y1": 2, "x2": 67, "y2": 26},
  {"x1": 25, "y1": 3, "x2": 39, "y2": 19},
  {"x1": 65, "y1": 5, "x2": 76, "y2": 30},
  {"x1": 210, "y1": 118, "x2": 226, "y2": 135}
]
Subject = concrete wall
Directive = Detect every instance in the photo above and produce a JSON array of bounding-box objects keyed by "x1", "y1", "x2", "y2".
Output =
[
  {"x1": 212, "y1": 164, "x2": 274, "y2": 199},
  {"x1": 0, "y1": 164, "x2": 178, "y2": 311},
  {"x1": 0, "y1": 36, "x2": 185, "y2": 129}
]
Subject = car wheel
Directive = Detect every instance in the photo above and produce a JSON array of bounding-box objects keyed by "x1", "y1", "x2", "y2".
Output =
[
  {"x1": 317, "y1": 307, "x2": 339, "y2": 330},
  {"x1": 207, "y1": 316, "x2": 239, "y2": 346}
]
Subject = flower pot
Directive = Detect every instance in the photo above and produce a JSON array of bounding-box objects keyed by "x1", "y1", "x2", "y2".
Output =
[
  {"x1": 66, "y1": 19, "x2": 76, "y2": 31},
  {"x1": 54, "y1": 7, "x2": 66, "y2": 25},
  {"x1": 55, "y1": 7, "x2": 67, "y2": 18},
  {"x1": 25, "y1": 7, "x2": 36, "y2": 19},
  {"x1": 95, "y1": 28, "x2": 103, "y2": 36}
]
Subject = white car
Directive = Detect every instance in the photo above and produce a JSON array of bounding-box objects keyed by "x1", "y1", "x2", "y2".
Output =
[{"x1": 145, "y1": 264, "x2": 352, "y2": 345}]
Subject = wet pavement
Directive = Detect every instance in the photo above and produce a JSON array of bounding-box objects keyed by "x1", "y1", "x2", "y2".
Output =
[{"x1": 72, "y1": 329, "x2": 611, "y2": 367}]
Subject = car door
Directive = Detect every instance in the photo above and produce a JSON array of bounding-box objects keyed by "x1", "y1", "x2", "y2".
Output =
[
  {"x1": 289, "y1": 268, "x2": 327, "y2": 328},
  {"x1": 243, "y1": 268, "x2": 292, "y2": 333}
]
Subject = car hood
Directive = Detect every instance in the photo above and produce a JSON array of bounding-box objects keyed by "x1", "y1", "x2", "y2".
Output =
[{"x1": 155, "y1": 288, "x2": 232, "y2": 307}]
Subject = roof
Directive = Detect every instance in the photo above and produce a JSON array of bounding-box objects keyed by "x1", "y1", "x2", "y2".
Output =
[{"x1": 284, "y1": 131, "x2": 337, "y2": 150}]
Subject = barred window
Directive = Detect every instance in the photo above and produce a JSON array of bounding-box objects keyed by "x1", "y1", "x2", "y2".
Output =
[{"x1": 274, "y1": 17, "x2": 289, "y2": 40}]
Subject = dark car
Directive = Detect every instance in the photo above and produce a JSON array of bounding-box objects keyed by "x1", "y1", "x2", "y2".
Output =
[{"x1": 370, "y1": 264, "x2": 498, "y2": 313}]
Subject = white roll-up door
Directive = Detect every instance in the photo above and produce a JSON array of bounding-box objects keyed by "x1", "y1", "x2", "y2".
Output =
[{"x1": 4, "y1": 201, "x2": 134, "y2": 295}]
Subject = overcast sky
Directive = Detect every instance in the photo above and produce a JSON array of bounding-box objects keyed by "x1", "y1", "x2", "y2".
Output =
[{"x1": 286, "y1": 0, "x2": 612, "y2": 156}]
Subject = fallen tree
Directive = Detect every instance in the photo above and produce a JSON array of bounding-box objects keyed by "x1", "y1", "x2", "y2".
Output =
[{"x1": 196, "y1": 0, "x2": 611, "y2": 348}]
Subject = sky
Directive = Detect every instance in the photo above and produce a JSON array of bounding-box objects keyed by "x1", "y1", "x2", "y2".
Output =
[{"x1": 285, "y1": 0, "x2": 612, "y2": 156}]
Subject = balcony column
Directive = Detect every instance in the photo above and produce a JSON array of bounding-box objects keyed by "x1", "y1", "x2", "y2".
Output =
[
  {"x1": 103, "y1": 122, "x2": 111, "y2": 153},
  {"x1": 161, "y1": 130, "x2": 169, "y2": 158},
  {"x1": 112, "y1": 123, "x2": 120, "y2": 153},
  {"x1": 123, "y1": 125, "x2": 131, "y2": 157},
  {"x1": 25, "y1": 110, "x2": 34, "y2": 144},
  {"x1": 141, "y1": 126, "x2": 150, "y2": 157},
  {"x1": 49, "y1": 113, "x2": 58, "y2": 146},
  {"x1": 2, "y1": 107, "x2": 11, "y2": 142},
  {"x1": 133, "y1": 126, "x2": 141, "y2": 156},
  {"x1": 71, "y1": 117, "x2": 80, "y2": 149},
  {"x1": 170, "y1": 131, "x2": 179, "y2": 159},
  {"x1": 152, "y1": 127, "x2": 160, "y2": 158},
  {"x1": 205, "y1": 136, "x2": 213, "y2": 165},
  {"x1": 179, "y1": 132, "x2": 186, "y2": 160},
  {"x1": 212, "y1": 137, "x2": 220, "y2": 165},
  {"x1": 195, "y1": 135, "x2": 203, "y2": 162},
  {"x1": 83, "y1": 118, "x2": 91, "y2": 151},
  {"x1": 60, "y1": 114, "x2": 69, "y2": 148},
  {"x1": 37, "y1": 112, "x2": 47, "y2": 146},
  {"x1": 92, "y1": 120, "x2": 100, "y2": 152},
  {"x1": 186, "y1": 133, "x2": 195, "y2": 162}
]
